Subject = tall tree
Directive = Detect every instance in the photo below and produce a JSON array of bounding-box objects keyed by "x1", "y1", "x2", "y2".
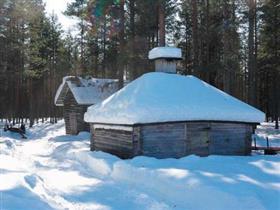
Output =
[
  {"x1": 247, "y1": 0, "x2": 257, "y2": 105},
  {"x1": 191, "y1": 0, "x2": 199, "y2": 75},
  {"x1": 118, "y1": 0, "x2": 125, "y2": 88},
  {"x1": 158, "y1": 0, "x2": 166, "y2": 46},
  {"x1": 65, "y1": 0, "x2": 88, "y2": 75},
  {"x1": 222, "y1": 0, "x2": 240, "y2": 95},
  {"x1": 258, "y1": 0, "x2": 280, "y2": 128}
]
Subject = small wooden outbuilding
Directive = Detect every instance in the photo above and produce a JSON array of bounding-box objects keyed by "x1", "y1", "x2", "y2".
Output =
[
  {"x1": 55, "y1": 76, "x2": 118, "y2": 135},
  {"x1": 84, "y1": 47, "x2": 265, "y2": 159}
]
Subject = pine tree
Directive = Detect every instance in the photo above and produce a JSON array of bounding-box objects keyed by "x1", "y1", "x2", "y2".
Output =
[
  {"x1": 247, "y1": 0, "x2": 257, "y2": 105},
  {"x1": 258, "y1": 0, "x2": 280, "y2": 129},
  {"x1": 65, "y1": 0, "x2": 88, "y2": 75}
]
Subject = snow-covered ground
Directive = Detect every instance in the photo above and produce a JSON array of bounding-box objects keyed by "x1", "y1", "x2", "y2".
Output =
[
  {"x1": 254, "y1": 122, "x2": 280, "y2": 148},
  {"x1": 0, "y1": 121, "x2": 279, "y2": 210}
]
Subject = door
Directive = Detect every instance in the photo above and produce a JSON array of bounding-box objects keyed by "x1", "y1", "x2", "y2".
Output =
[
  {"x1": 209, "y1": 123, "x2": 249, "y2": 155},
  {"x1": 69, "y1": 113, "x2": 78, "y2": 134}
]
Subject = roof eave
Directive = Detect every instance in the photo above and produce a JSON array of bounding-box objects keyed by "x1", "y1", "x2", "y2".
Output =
[
  {"x1": 87, "y1": 120, "x2": 261, "y2": 127},
  {"x1": 149, "y1": 57, "x2": 183, "y2": 61},
  {"x1": 75, "y1": 102, "x2": 95, "y2": 106}
]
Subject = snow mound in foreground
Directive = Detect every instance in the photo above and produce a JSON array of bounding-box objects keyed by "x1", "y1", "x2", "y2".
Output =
[
  {"x1": 1, "y1": 121, "x2": 279, "y2": 210},
  {"x1": 85, "y1": 72, "x2": 265, "y2": 124}
]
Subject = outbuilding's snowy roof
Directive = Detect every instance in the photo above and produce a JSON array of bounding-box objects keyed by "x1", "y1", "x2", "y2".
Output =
[
  {"x1": 148, "y1": 47, "x2": 182, "y2": 60},
  {"x1": 84, "y1": 72, "x2": 265, "y2": 125},
  {"x1": 55, "y1": 76, "x2": 119, "y2": 106}
]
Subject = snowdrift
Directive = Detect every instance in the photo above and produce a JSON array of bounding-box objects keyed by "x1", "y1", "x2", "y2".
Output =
[{"x1": 0, "y1": 121, "x2": 279, "y2": 210}]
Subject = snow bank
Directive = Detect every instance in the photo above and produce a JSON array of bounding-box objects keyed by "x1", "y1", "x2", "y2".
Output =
[
  {"x1": 85, "y1": 72, "x2": 265, "y2": 124},
  {"x1": 148, "y1": 47, "x2": 182, "y2": 60},
  {"x1": 253, "y1": 122, "x2": 280, "y2": 148},
  {"x1": 0, "y1": 121, "x2": 279, "y2": 210},
  {"x1": 54, "y1": 76, "x2": 118, "y2": 106}
]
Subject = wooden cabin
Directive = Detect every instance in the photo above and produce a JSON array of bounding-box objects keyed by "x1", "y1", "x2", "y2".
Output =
[
  {"x1": 84, "y1": 47, "x2": 265, "y2": 159},
  {"x1": 55, "y1": 76, "x2": 118, "y2": 135}
]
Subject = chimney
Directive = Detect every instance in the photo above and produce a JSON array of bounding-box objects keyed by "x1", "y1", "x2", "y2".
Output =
[{"x1": 148, "y1": 47, "x2": 182, "y2": 74}]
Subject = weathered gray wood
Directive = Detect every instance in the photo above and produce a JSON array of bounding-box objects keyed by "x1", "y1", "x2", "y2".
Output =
[
  {"x1": 89, "y1": 121, "x2": 256, "y2": 159},
  {"x1": 94, "y1": 136, "x2": 133, "y2": 148},
  {"x1": 155, "y1": 59, "x2": 177, "y2": 73},
  {"x1": 209, "y1": 123, "x2": 252, "y2": 155},
  {"x1": 92, "y1": 126, "x2": 134, "y2": 159},
  {"x1": 90, "y1": 124, "x2": 95, "y2": 151},
  {"x1": 94, "y1": 141, "x2": 132, "y2": 151},
  {"x1": 63, "y1": 91, "x2": 89, "y2": 135},
  {"x1": 69, "y1": 113, "x2": 77, "y2": 134},
  {"x1": 186, "y1": 122, "x2": 210, "y2": 156},
  {"x1": 132, "y1": 126, "x2": 142, "y2": 156},
  {"x1": 141, "y1": 123, "x2": 186, "y2": 158}
]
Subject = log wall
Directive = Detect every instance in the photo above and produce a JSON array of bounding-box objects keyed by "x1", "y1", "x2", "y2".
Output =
[
  {"x1": 91, "y1": 125, "x2": 134, "y2": 159},
  {"x1": 186, "y1": 123, "x2": 210, "y2": 156},
  {"x1": 208, "y1": 123, "x2": 252, "y2": 155},
  {"x1": 64, "y1": 91, "x2": 89, "y2": 135},
  {"x1": 140, "y1": 123, "x2": 186, "y2": 158},
  {"x1": 90, "y1": 121, "x2": 256, "y2": 159}
]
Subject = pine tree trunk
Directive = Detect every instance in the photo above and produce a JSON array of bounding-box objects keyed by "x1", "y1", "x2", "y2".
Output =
[
  {"x1": 222, "y1": 0, "x2": 231, "y2": 94},
  {"x1": 191, "y1": 0, "x2": 199, "y2": 75},
  {"x1": 129, "y1": 0, "x2": 137, "y2": 80},
  {"x1": 158, "y1": 0, "x2": 165, "y2": 47},
  {"x1": 29, "y1": 78, "x2": 34, "y2": 128},
  {"x1": 205, "y1": 0, "x2": 210, "y2": 82},
  {"x1": 273, "y1": 4, "x2": 279, "y2": 129},
  {"x1": 102, "y1": 19, "x2": 106, "y2": 78},
  {"x1": 254, "y1": 0, "x2": 258, "y2": 106},
  {"x1": 118, "y1": 0, "x2": 125, "y2": 88},
  {"x1": 247, "y1": 0, "x2": 256, "y2": 105}
]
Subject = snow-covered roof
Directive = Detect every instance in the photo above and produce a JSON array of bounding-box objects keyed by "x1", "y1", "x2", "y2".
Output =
[
  {"x1": 148, "y1": 47, "x2": 182, "y2": 60},
  {"x1": 55, "y1": 76, "x2": 119, "y2": 106},
  {"x1": 84, "y1": 72, "x2": 265, "y2": 125}
]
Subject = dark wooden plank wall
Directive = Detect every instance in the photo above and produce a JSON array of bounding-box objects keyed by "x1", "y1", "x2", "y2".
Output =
[
  {"x1": 141, "y1": 122, "x2": 254, "y2": 158},
  {"x1": 186, "y1": 123, "x2": 210, "y2": 156},
  {"x1": 132, "y1": 126, "x2": 142, "y2": 156},
  {"x1": 64, "y1": 91, "x2": 89, "y2": 135},
  {"x1": 141, "y1": 123, "x2": 186, "y2": 158},
  {"x1": 209, "y1": 123, "x2": 252, "y2": 155},
  {"x1": 90, "y1": 121, "x2": 255, "y2": 159},
  {"x1": 92, "y1": 125, "x2": 134, "y2": 159}
]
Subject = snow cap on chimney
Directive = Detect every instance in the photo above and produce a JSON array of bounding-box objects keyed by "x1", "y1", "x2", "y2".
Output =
[{"x1": 148, "y1": 47, "x2": 182, "y2": 74}]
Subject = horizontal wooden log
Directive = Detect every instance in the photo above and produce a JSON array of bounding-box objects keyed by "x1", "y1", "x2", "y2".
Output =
[
  {"x1": 95, "y1": 128, "x2": 132, "y2": 135},
  {"x1": 94, "y1": 130, "x2": 133, "y2": 139},
  {"x1": 94, "y1": 134, "x2": 132, "y2": 145},
  {"x1": 94, "y1": 147, "x2": 132, "y2": 159},
  {"x1": 94, "y1": 142, "x2": 132, "y2": 154},
  {"x1": 94, "y1": 138, "x2": 133, "y2": 148},
  {"x1": 92, "y1": 127, "x2": 134, "y2": 158},
  {"x1": 252, "y1": 146, "x2": 280, "y2": 151},
  {"x1": 89, "y1": 121, "x2": 255, "y2": 159}
]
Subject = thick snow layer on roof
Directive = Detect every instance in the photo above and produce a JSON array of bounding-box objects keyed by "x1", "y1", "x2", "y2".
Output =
[
  {"x1": 54, "y1": 76, "x2": 118, "y2": 106},
  {"x1": 148, "y1": 47, "x2": 182, "y2": 60},
  {"x1": 84, "y1": 72, "x2": 265, "y2": 124}
]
